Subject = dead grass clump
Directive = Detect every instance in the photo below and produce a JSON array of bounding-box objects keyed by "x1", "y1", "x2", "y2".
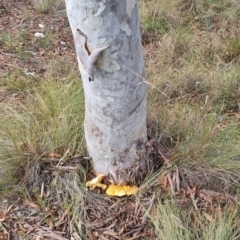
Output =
[
  {"x1": 19, "y1": 156, "x2": 157, "y2": 239},
  {"x1": 181, "y1": 168, "x2": 240, "y2": 195},
  {"x1": 33, "y1": 0, "x2": 53, "y2": 14},
  {"x1": 138, "y1": 164, "x2": 240, "y2": 239}
]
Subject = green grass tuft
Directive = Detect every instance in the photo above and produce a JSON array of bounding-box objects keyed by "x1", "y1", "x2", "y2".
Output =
[
  {"x1": 0, "y1": 64, "x2": 85, "y2": 188},
  {"x1": 33, "y1": 0, "x2": 53, "y2": 14},
  {"x1": 151, "y1": 199, "x2": 239, "y2": 240}
]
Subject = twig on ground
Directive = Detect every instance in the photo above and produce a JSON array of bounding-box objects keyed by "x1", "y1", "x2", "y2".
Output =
[
  {"x1": 0, "y1": 222, "x2": 10, "y2": 240},
  {"x1": 56, "y1": 148, "x2": 70, "y2": 168},
  {"x1": 142, "y1": 193, "x2": 155, "y2": 224},
  {"x1": 55, "y1": 202, "x2": 73, "y2": 227},
  {"x1": 40, "y1": 182, "x2": 44, "y2": 198},
  {"x1": 187, "y1": 186, "x2": 198, "y2": 210},
  {"x1": 175, "y1": 167, "x2": 180, "y2": 193},
  {"x1": 167, "y1": 173, "x2": 175, "y2": 195},
  {"x1": 36, "y1": 227, "x2": 68, "y2": 240}
]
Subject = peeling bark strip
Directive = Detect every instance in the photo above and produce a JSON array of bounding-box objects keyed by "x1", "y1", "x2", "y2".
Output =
[
  {"x1": 75, "y1": 29, "x2": 109, "y2": 81},
  {"x1": 66, "y1": 0, "x2": 148, "y2": 184}
]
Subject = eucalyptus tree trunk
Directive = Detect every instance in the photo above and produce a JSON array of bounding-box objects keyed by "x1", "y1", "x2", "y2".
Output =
[{"x1": 65, "y1": 0, "x2": 148, "y2": 185}]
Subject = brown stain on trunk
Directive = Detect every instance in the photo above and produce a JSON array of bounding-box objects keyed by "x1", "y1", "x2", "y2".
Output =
[{"x1": 86, "y1": 120, "x2": 103, "y2": 139}]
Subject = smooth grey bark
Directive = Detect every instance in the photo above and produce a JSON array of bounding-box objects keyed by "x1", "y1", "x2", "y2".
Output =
[{"x1": 65, "y1": 0, "x2": 148, "y2": 184}]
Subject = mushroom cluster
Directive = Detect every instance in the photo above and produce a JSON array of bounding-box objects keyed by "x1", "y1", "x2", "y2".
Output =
[{"x1": 86, "y1": 174, "x2": 138, "y2": 196}]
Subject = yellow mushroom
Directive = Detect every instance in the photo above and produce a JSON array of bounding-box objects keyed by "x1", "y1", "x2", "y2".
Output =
[
  {"x1": 106, "y1": 184, "x2": 138, "y2": 196},
  {"x1": 106, "y1": 185, "x2": 126, "y2": 196},
  {"x1": 86, "y1": 174, "x2": 107, "y2": 191},
  {"x1": 86, "y1": 174, "x2": 139, "y2": 196},
  {"x1": 123, "y1": 185, "x2": 139, "y2": 195}
]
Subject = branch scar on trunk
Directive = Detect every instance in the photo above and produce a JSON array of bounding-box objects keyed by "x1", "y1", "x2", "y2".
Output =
[{"x1": 75, "y1": 29, "x2": 110, "y2": 81}]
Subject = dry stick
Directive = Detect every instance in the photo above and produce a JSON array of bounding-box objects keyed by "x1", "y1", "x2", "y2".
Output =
[
  {"x1": 0, "y1": 222, "x2": 10, "y2": 240},
  {"x1": 136, "y1": 202, "x2": 142, "y2": 220},
  {"x1": 72, "y1": 232, "x2": 82, "y2": 240},
  {"x1": 125, "y1": 232, "x2": 151, "y2": 240},
  {"x1": 101, "y1": 220, "x2": 118, "y2": 231},
  {"x1": 36, "y1": 227, "x2": 68, "y2": 240},
  {"x1": 0, "y1": 205, "x2": 13, "y2": 219},
  {"x1": 85, "y1": 210, "x2": 124, "y2": 229},
  {"x1": 24, "y1": 186, "x2": 34, "y2": 202},
  {"x1": 175, "y1": 167, "x2": 180, "y2": 193},
  {"x1": 55, "y1": 202, "x2": 74, "y2": 227},
  {"x1": 41, "y1": 226, "x2": 66, "y2": 234},
  {"x1": 134, "y1": 201, "x2": 140, "y2": 218},
  {"x1": 22, "y1": 220, "x2": 44, "y2": 239},
  {"x1": 172, "y1": 167, "x2": 180, "y2": 193},
  {"x1": 122, "y1": 227, "x2": 143, "y2": 238},
  {"x1": 157, "y1": 146, "x2": 170, "y2": 164},
  {"x1": 103, "y1": 230, "x2": 120, "y2": 239},
  {"x1": 56, "y1": 148, "x2": 70, "y2": 168},
  {"x1": 142, "y1": 193, "x2": 155, "y2": 224},
  {"x1": 187, "y1": 186, "x2": 198, "y2": 210},
  {"x1": 51, "y1": 166, "x2": 79, "y2": 170},
  {"x1": 172, "y1": 172, "x2": 176, "y2": 190},
  {"x1": 40, "y1": 182, "x2": 44, "y2": 198},
  {"x1": 167, "y1": 173, "x2": 175, "y2": 195}
]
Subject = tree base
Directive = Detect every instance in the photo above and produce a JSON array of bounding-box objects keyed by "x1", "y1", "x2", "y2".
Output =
[{"x1": 105, "y1": 138, "x2": 166, "y2": 186}]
